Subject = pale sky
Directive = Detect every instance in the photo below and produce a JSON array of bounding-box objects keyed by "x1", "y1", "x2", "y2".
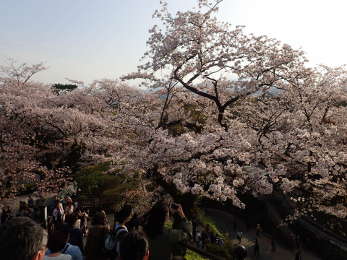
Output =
[{"x1": 0, "y1": 0, "x2": 346, "y2": 85}]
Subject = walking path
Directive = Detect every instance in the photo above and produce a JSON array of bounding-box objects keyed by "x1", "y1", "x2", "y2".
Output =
[{"x1": 204, "y1": 208, "x2": 321, "y2": 260}]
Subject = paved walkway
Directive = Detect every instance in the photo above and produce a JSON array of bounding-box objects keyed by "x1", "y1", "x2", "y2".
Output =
[{"x1": 205, "y1": 208, "x2": 321, "y2": 260}]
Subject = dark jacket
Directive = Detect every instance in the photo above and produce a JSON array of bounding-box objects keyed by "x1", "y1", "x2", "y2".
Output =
[
  {"x1": 85, "y1": 225, "x2": 109, "y2": 260},
  {"x1": 68, "y1": 227, "x2": 84, "y2": 253}
]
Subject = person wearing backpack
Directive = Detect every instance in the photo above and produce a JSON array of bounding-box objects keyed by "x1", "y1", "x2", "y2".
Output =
[{"x1": 104, "y1": 205, "x2": 133, "y2": 259}]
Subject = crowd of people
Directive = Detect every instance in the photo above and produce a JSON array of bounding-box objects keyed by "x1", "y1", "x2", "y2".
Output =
[
  {"x1": 0, "y1": 194, "x2": 308, "y2": 260},
  {"x1": 0, "y1": 196, "x2": 208, "y2": 260}
]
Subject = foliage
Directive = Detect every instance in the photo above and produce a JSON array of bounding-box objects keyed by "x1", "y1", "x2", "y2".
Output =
[
  {"x1": 51, "y1": 83, "x2": 78, "y2": 95},
  {"x1": 75, "y1": 163, "x2": 143, "y2": 210},
  {"x1": 185, "y1": 249, "x2": 208, "y2": 260},
  {"x1": 194, "y1": 209, "x2": 252, "y2": 259},
  {"x1": 196, "y1": 209, "x2": 224, "y2": 238},
  {"x1": 75, "y1": 163, "x2": 113, "y2": 194}
]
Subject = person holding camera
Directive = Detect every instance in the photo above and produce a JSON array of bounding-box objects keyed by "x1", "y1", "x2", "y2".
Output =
[{"x1": 143, "y1": 200, "x2": 192, "y2": 260}]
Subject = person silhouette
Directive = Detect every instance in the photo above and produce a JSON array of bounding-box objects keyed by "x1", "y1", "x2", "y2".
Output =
[{"x1": 254, "y1": 238, "x2": 260, "y2": 257}]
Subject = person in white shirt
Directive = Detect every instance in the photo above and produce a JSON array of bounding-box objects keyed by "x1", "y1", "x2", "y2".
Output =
[
  {"x1": 52, "y1": 202, "x2": 65, "y2": 224},
  {"x1": 64, "y1": 197, "x2": 74, "y2": 216}
]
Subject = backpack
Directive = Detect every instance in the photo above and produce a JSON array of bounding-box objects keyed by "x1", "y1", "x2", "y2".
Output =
[
  {"x1": 103, "y1": 225, "x2": 128, "y2": 256},
  {"x1": 62, "y1": 243, "x2": 69, "y2": 254}
]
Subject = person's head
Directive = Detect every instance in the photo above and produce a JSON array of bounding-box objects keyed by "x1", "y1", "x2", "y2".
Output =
[
  {"x1": 65, "y1": 197, "x2": 73, "y2": 205},
  {"x1": 205, "y1": 224, "x2": 211, "y2": 232},
  {"x1": 47, "y1": 224, "x2": 69, "y2": 253},
  {"x1": 92, "y1": 211, "x2": 107, "y2": 225},
  {"x1": 144, "y1": 200, "x2": 169, "y2": 238},
  {"x1": 55, "y1": 201, "x2": 63, "y2": 209},
  {"x1": 115, "y1": 204, "x2": 133, "y2": 225},
  {"x1": 0, "y1": 217, "x2": 47, "y2": 260},
  {"x1": 119, "y1": 231, "x2": 149, "y2": 260},
  {"x1": 65, "y1": 213, "x2": 79, "y2": 228}
]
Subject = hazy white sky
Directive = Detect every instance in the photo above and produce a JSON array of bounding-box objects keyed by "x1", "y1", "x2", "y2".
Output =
[{"x1": 0, "y1": 0, "x2": 346, "y2": 84}]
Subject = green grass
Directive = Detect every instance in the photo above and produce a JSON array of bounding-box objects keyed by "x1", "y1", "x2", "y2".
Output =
[
  {"x1": 195, "y1": 209, "x2": 254, "y2": 259},
  {"x1": 185, "y1": 249, "x2": 209, "y2": 260},
  {"x1": 197, "y1": 209, "x2": 224, "y2": 238}
]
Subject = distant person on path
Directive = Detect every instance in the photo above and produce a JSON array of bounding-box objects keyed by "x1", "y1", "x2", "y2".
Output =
[
  {"x1": 234, "y1": 244, "x2": 247, "y2": 260},
  {"x1": 201, "y1": 225, "x2": 210, "y2": 249},
  {"x1": 0, "y1": 216, "x2": 47, "y2": 260},
  {"x1": 271, "y1": 236, "x2": 276, "y2": 252},
  {"x1": 295, "y1": 234, "x2": 301, "y2": 249},
  {"x1": 195, "y1": 228, "x2": 203, "y2": 248},
  {"x1": 207, "y1": 225, "x2": 216, "y2": 244},
  {"x1": 256, "y1": 223, "x2": 262, "y2": 237},
  {"x1": 254, "y1": 238, "x2": 260, "y2": 257},
  {"x1": 236, "y1": 231, "x2": 243, "y2": 244},
  {"x1": 294, "y1": 250, "x2": 302, "y2": 260}
]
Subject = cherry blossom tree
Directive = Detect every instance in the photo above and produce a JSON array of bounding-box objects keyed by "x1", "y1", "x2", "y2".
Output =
[
  {"x1": 123, "y1": 0, "x2": 347, "y2": 220},
  {"x1": 0, "y1": 66, "x2": 154, "y2": 197},
  {"x1": 1, "y1": 0, "x2": 346, "y2": 224},
  {"x1": 124, "y1": 0, "x2": 307, "y2": 129},
  {"x1": 0, "y1": 59, "x2": 46, "y2": 88}
]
